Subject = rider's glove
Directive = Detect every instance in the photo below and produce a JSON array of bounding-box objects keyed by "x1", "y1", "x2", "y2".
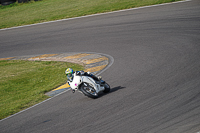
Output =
[
  {"x1": 87, "y1": 71, "x2": 91, "y2": 74},
  {"x1": 71, "y1": 88, "x2": 75, "y2": 93}
]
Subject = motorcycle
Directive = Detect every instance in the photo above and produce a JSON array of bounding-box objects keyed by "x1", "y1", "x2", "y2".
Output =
[{"x1": 67, "y1": 71, "x2": 110, "y2": 98}]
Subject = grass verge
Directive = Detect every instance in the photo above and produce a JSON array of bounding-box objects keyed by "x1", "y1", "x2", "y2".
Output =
[
  {"x1": 0, "y1": 0, "x2": 181, "y2": 29},
  {"x1": 0, "y1": 60, "x2": 84, "y2": 120}
]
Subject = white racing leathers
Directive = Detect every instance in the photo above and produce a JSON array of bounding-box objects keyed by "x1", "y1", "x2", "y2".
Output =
[{"x1": 68, "y1": 72, "x2": 110, "y2": 99}]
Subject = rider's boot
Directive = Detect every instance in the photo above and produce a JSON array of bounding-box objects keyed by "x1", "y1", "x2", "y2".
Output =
[{"x1": 97, "y1": 76, "x2": 105, "y2": 85}]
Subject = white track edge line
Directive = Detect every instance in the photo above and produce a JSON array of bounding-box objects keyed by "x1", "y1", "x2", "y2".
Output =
[
  {"x1": 0, "y1": 89, "x2": 71, "y2": 122},
  {"x1": 0, "y1": 0, "x2": 191, "y2": 31}
]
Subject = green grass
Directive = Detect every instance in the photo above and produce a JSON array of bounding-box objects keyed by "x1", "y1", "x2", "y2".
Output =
[
  {"x1": 0, "y1": 60, "x2": 84, "y2": 120},
  {"x1": 0, "y1": 0, "x2": 181, "y2": 29}
]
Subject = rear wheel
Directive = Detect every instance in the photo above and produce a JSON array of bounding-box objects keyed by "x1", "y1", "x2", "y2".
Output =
[{"x1": 80, "y1": 83, "x2": 98, "y2": 99}]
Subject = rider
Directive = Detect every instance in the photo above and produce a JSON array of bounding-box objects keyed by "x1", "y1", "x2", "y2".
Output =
[{"x1": 65, "y1": 68, "x2": 101, "y2": 82}]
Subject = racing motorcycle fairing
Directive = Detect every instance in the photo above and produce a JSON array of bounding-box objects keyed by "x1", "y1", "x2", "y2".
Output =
[{"x1": 68, "y1": 72, "x2": 110, "y2": 98}]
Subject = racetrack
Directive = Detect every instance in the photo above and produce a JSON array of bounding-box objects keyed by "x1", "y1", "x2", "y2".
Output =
[{"x1": 0, "y1": 0, "x2": 200, "y2": 132}]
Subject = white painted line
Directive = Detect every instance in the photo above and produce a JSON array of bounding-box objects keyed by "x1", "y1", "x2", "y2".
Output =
[
  {"x1": 0, "y1": 0, "x2": 191, "y2": 31},
  {"x1": 96, "y1": 53, "x2": 114, "y2": 76},
  {"x1": 0, "y1": 88, "x2": 71, "y2": 122}
]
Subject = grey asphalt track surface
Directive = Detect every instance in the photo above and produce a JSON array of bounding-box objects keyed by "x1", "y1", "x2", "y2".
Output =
[{"x1": 0, "y1": 0, "x2": 200, "y2": 132}]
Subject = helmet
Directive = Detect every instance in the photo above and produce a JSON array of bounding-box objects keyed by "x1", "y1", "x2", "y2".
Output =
[{"x1": 65, "y1": 68, "x2": 73, "y2": 76}]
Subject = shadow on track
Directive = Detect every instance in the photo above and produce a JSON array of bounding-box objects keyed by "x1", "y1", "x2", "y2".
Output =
[
  {"x1": 110, "y1": 86, "x2": 126, "y2": 92},
  {"x1": 98, "y1": 86, "x2": 126, "y2": 98}
]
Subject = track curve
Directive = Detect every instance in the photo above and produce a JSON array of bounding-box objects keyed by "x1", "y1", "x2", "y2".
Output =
[{"x1": 0, "y1": 0, "x2": 200, "y2": 133}]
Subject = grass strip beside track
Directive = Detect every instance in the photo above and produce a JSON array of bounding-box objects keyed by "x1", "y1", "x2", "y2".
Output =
[
  {"x1": 0, "y1": 0, "x2": 181, "y2": 29},
  {"x1": 0, "y1": 60, "x2": 84, "y2": 120}
]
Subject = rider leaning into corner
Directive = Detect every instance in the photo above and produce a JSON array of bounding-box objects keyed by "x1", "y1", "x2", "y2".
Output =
[
  {"x1": 65, "y1": 68, "x2": 110, "y2": 97},
  {"x1": 65, "y1": 68, "x2": 102, "y2": 85}
]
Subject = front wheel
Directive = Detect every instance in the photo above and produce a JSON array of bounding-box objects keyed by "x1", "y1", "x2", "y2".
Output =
[
  {"x1": 103, "y1": 82, "x2": 110, "y2": 93},
  {"x1": 80, "y1": 83, "x2": 99, "y2": 99}
]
